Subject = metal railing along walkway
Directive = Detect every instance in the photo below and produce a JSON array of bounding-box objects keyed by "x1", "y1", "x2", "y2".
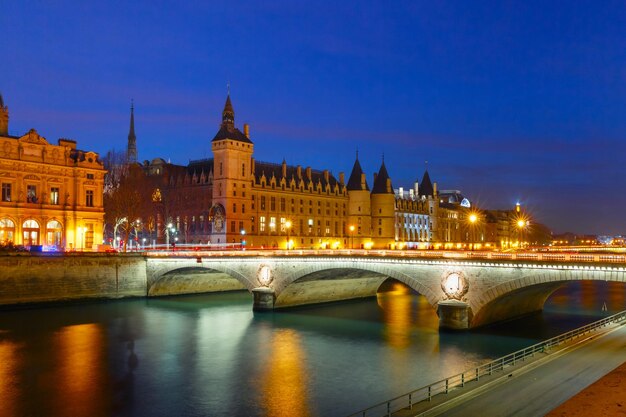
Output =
[{"x1": 347, "y1": 310, "x2": 626, "y2": 417}]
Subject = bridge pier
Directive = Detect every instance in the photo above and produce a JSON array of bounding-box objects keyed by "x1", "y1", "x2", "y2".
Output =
[
  {"x1": 437, "y1": 300, "x2": 471, "y2": 330},
  {"x1": 252, "y1": 287, "x2": 275, "y2": 311}
]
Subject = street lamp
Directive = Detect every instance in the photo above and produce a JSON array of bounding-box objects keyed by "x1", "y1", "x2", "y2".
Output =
[
  {"x1": 468, "y1": 212, "x2": 478, "y2": 250},
  {"x1": 349, "y1": 225, "x2": 355, "y2": 249},
  {"x1": 516, "y1": 219, "x2": 527, "y2": 249},
  {"x1": 240, "y1": 229, "x2": 246, "y2": 250},
  {"x1": 166, "y1": 222, "x2": 175, "y2": 249},
  {"x1": 285, "y1": 220, "x2": 292, "y2": 250}
]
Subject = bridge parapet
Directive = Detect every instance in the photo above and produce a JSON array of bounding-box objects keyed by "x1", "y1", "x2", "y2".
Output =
[{"x1": 145, "y1": 249, "x2": 626, "y2": 265}]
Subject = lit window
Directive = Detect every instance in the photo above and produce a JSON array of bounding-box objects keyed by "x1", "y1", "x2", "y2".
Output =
[{"x1": 50, "y1": 187, "x2": 59, "y2": 205}]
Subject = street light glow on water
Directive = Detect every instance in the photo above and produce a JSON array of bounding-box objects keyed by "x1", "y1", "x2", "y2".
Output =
[{"x1": 0, "y1": 280, "x2": 623, "y2": 417}]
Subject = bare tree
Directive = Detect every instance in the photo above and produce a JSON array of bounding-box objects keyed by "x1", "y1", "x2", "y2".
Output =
[{"x1": 102, "y1": 149, "x2": 129, "y2": 195}]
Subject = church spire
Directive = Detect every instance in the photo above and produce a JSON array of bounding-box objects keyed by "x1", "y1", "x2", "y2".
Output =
[
  {"x1": 127, "y1": 100, "x2": 137, "y2": 163},
  {"x1": 0, "y1": 92, "x2": 8, "y2": 136}
]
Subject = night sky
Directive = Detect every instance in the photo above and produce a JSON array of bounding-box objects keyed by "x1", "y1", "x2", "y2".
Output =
[{"x1": 2, "y1": 1, "x2": 625, "y2": 235}]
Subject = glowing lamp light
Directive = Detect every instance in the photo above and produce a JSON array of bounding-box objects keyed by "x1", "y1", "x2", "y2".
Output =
[{"x1": 442, "y1": 271, "x2": 468, "y2": 299}]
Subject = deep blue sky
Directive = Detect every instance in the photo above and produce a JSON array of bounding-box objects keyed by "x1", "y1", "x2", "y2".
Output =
[{"x1": 2, "y1": 1, "x2": 625, "y2": 234}]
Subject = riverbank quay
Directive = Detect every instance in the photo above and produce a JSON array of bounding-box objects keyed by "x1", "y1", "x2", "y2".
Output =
[
  {"x1": 0, "y1": 253, "x2": 146, "y2": 305},
  {"x1": 545, "y1": 360, "x2": 626, "y2": 417},
  {"x1": 348, "y1": 311, "x2": 626, "y2": 417}
]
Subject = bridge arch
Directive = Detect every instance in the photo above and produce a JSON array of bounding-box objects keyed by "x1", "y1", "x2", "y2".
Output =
[
  {"x1": 148, "y1": 265, "x2": 254, "y2": 297},
  {"x1": 273, "y1": 262, "x2": 441, "y2": 309},
  {"x1": 468, "y1": 268, "x2": 621, "y2": 327}
]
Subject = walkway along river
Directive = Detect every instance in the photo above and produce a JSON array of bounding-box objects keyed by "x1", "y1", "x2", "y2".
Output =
[{"x1": 0, "y1": 280, "x2": 624, "y2": 417}]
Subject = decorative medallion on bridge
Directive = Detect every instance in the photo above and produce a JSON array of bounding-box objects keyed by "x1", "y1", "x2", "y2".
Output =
[
  {"x1": 441, "y1": 271, "x2": 469, "y2": 300},
  {"x1": 257, "y1": 264, "x2": 273, "y2": 287}
]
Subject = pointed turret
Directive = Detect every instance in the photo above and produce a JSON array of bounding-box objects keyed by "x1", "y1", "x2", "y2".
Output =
[
  {"x1": 347, "y1": 152, "x2": 369, "y2": 191},
  {"x1": 0, "y1": 93, "x2": 8, "y2": 136},
  {"x1": 222, "y1": 94, "x2": 235, "y2": 128},
  {"x1": 370, "y1": 157, "x2": 395, "y2": 248},
  {"x1": 127, "y1": 101, "x2": 137, "y2": 163},
  {"x1": 419, "y1": 170, "x2": 434, "y2": 197},
  {"x1": 212, "y1": 94, "x2": 252, "y2": 143},
  {"x1": 371, "y1": 160, "x2": 393, "y2": 194}
]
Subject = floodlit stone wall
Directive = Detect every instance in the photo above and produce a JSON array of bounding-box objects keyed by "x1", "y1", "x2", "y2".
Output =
[{"x1": 0, "y1": 253, "x2": 146, "y2": 305}]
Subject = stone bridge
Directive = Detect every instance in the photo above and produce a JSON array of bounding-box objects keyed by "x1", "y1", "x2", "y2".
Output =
[{"x1": 145, "y1": 250, "x2": 626, "y2": 329}]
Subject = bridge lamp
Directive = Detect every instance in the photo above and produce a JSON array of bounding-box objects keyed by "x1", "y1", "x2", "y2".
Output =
[{"x1": 240, "y1": 229, "x2": 246, "y2": 250}]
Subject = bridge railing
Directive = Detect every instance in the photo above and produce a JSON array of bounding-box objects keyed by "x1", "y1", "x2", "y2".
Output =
[
  {"x1": 346, "y1": 310, "x2": 626, "y2": 417},
  {"x1": 144, "y1": 248, "x2": 626, "y2": 264}
]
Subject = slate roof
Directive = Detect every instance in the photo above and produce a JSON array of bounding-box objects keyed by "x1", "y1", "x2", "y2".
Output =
[
  {"x1": 371, "y1": 161, "x2": 393, "y2": 194},
  {"x1": 211, "y1": 125, "x2": 252, "y2": 143},
  {"x1": 187, "y1": 158, "x2": 214, "y2": 176},
  {"x1": 419, "y1": 170, "x2": 434, "y2": 197},
  {"x1": 254, "y1": 161, "x2": 340, "y2": 188},
  {"x1": 346, "y1": 157, "x2": 369, "y2": 191}
]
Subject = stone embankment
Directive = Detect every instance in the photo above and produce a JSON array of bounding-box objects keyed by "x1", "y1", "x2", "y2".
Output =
[{"x1": 0, "y1": 253, "x2": 147, "y2": 306}]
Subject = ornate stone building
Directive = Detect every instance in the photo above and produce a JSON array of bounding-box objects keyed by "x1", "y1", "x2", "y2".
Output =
[
  {"x1": 0, "y1": 94, "x2": 105, "y2": 250},
  {"x1": 125, "y1": 95, "x2": 475, "y2": 250}
]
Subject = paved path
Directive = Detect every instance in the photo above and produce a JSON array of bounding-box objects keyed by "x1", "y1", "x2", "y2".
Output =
[
  {"x1": 546, "y1": 360, "x2": 626, "y2": 417},
  {"x1": 439, "y1": 323, "x2": 626, "y2": 417}
]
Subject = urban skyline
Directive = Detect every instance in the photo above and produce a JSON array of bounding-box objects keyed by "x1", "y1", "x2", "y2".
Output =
[{"x1": 3, "y1": 1, "x2": 625, "y2": 234}]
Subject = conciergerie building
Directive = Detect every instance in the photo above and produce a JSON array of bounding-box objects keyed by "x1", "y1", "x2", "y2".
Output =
[
  {"x1": 124, "y1": 94, "x2": 474, "y2": 250},
  {"x1": 0, "y1": 93, "x2": 105, "y2": 250}
]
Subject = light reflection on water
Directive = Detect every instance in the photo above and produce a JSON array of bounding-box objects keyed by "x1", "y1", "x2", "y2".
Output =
[
  {"x1": 0, "y1": 280, "x2": 623, "y2": 417},
  {"x1": 0, "y1": 339, "x2": 19, "y2": 417},
  {"x1": 53, "y1": 324, "x2": 106, "y2": 417}
]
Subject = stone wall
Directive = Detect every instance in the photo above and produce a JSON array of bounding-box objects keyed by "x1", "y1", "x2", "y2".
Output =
[{"x1": 0, "y1": 253, "x2": 147, "y2": 306}]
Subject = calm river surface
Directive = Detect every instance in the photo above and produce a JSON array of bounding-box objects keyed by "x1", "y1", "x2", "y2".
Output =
[{"x1": 0, "y1": 280, "x2": 625, "y2": 417}]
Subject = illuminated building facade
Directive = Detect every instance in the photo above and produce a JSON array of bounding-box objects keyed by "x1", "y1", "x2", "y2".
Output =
[
  {"x1": 129, "y1": 95, "x2": 482, "y2": 249},
  {"x1": 0, "y1": 94, "x2": 105, "y2": 250}
]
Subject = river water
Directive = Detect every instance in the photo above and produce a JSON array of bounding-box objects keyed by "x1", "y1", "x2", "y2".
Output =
[{"x1": 0, "y1": 280, "x2": 624, "y2": 417}]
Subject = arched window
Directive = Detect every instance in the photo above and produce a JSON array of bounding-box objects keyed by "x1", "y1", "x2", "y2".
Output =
[
  {"x1": 0, "y1": 218, "x2": 15, "y2": 244},
  {"x1": 23, "y1": 219, "x2": 40, "y2": 246},
  {"x1": 46, "y1": 220, "x2": 63, "y2": 246}
]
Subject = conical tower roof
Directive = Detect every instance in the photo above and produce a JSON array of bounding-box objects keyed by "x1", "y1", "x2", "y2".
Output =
[
  {"x1": 222, "y1": 94, "x2": 234, "y2": 126},
  {"x1": 347, "y1": 154, "x2": 369, "y2": 191},
  {"x1": 212, "y1": 94, "x2": 252, "y2": 144},
  {"x1": 419, "y1": 170, "x2": 434, "y2": 197},
  {"x1": 371, "y1": 160, "x2": 393, "y2": 194}
]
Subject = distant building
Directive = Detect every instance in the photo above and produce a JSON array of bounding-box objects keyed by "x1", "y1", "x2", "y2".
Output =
[{"x1": 0, "y1": 94, "x2": 105, "y2": 250}]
